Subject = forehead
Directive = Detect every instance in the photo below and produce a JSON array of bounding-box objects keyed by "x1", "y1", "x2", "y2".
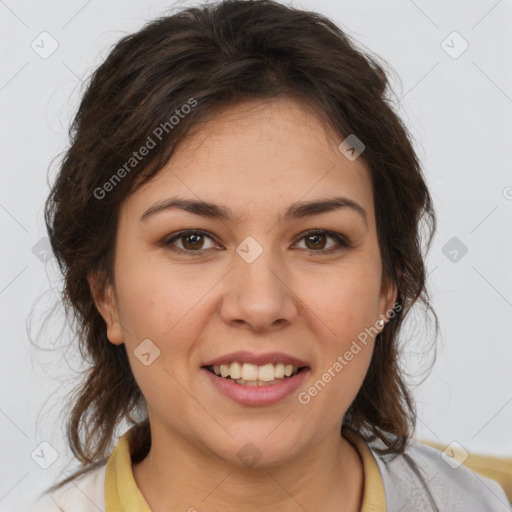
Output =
[{"x1": 124, "y1": 98, "x2": 375, "y2": 225}]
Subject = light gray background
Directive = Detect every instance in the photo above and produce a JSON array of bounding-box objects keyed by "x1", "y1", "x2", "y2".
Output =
[{"x1": 1, "y1": 0, "x2": 511, "y2": 510}]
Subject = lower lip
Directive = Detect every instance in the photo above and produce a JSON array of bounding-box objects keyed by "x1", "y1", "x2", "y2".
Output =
[{"x1": 201, "y1": 367, "x2": 309, "y2": 406}]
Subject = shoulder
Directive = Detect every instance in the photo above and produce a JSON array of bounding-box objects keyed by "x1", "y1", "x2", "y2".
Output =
[
  {"x1": 29, "y1": 463, "x2": 106, "y2": 512},
  {"x1": 367, "y1": 437, "x2": 511, "y2": 512}
]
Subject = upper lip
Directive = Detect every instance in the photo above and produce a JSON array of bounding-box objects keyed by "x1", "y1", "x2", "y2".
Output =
[{"x1": 202, "y1": 351, "x2": 310, "y2": 368}]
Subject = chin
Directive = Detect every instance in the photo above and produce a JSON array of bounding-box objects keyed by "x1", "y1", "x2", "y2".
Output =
[{"x1": 204, "y1": 431, "x2": 307, "y2": 470}]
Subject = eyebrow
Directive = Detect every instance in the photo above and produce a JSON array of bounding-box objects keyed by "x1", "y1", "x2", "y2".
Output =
[{"x1": 140, "y1": 196, "x2": 368, "y2": 228}]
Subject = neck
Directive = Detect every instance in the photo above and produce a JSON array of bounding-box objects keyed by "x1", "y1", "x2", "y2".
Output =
[{"x1": 132, "y1": 425, "x2": 364, "y2": 512}]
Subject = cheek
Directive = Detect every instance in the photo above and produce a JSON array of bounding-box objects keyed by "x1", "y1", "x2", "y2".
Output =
[
  {"x1": 312, "y1": 263, "x2": 383, "y2": 339},
  {"x1": 114, "y1": 253, "x2": 213, "y2": 340},
  {"x1": 299, "y1": 301, "x2": 376, "y2": 421},
  {"x1": 114, "y1": 266, "x2": 206, "y2": 411},
  {"x1": 303, "y1": 261, "x2": 381, "y2": 406},
  {"x1": 112, "y1": 262, "x2": 223, "y2": 407}
]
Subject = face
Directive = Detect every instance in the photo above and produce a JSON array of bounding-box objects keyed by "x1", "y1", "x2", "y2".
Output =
[{"x1": 92, "y1": 98, "x2": 396, "y2": 468}]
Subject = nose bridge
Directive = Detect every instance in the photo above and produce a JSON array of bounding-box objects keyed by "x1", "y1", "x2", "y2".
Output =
[
  {"x1": 220, "y1": 235, "x2": 298, "y2": 331},
  {"x1": 235, "y1": 235, "x2": 287, "y2": 302}
]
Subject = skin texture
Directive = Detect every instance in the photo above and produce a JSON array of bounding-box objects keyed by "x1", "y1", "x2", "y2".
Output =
[{"x1": 90, "y1": 98, "x2": 397, "y2": 512}]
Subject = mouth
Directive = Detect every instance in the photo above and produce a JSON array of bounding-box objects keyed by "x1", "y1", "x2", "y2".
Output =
[
  {"x1": 200, "y1": 351, "x2": 311, "y2": 405},
  {"x1": 203, "y1": 362, "x2": 308, "y2": 386},
  {"x1": 201, "y1": 361, "x2": 310, "y2": 406}
]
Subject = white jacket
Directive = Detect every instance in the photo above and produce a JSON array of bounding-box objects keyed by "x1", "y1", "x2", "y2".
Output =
[
  {"x1": 29, "y1": 438, "x2": 511, "y2": 511},
  {"x1": 371, "y1": 438, "x2": 511, "y2": 511}
]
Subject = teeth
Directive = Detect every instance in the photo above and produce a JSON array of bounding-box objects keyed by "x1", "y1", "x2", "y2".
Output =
[
  {"x1": 241, "y1": 363, "x2": 259, "y2": 381},
  {"x1": 229, "y1": 361, "x2": 242, "y2": 379},
  {"x1": 210, "y1": 362, "x2": 300, "y2": 381},
  {"x1": 258, "y1": 363, "x2": 275, "y2": 382}
]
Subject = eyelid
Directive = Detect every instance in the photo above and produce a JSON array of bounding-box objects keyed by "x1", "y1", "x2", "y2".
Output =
[{"x1": 161, "y1": 228, "x2": 352, "y2": 254}]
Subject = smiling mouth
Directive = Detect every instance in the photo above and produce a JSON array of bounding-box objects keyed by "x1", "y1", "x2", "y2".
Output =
[{"x1": 204, "y1": 362, "x2": 308, "y2": 386}]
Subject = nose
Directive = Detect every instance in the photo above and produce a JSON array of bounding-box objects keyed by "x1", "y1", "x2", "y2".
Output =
[{"x1": 219, "y1": 244, "x2": 299, "y2": 333}]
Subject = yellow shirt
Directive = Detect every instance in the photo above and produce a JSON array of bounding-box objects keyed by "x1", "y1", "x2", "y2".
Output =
[{"x1": 105, "y1": 427, "x2": 387, "y2": 511}]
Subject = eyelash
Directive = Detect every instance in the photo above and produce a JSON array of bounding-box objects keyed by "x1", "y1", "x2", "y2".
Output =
[{"x1": 161, "y1": 229, "x2": 351, "y2": 256}]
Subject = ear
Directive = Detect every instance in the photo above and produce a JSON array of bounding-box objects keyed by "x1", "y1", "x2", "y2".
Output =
[
  {"x1": 87, "y1": 270, "x2": 124, "y2": 345},
  {"x1": 378, "y1": 272, "x2": 400, "y2": 326}
]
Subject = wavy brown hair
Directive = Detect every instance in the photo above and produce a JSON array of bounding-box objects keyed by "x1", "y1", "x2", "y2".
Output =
[{"x1": 43, "y1": 0, "x2": 437, "y2": 493}]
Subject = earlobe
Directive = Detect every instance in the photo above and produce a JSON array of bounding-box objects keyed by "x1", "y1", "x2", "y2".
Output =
[{"x1": 87, "y1": 271, "x2": 124, "y2": 345}]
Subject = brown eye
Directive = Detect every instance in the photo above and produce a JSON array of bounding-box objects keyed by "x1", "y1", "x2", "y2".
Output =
[
  {"x1": 304, "y1": 233, "x2": 328, "y2": 250},
  {"x1": 181, "y1": 233, "x2": 204, "y2": 250},
  {"x1": 163, "y1": 230, "x2": 218, "y2": 254},
  {"x1": 295, "y1": 230, "x2": 350, "y2": 253},
  {"x1": 163, "y1": 229, "x2": 350, "y2": 256}
]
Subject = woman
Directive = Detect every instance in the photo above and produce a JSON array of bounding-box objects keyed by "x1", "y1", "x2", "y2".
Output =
[{"x1": 32, "y1": 0, "x2": 509, "y2": 510}]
